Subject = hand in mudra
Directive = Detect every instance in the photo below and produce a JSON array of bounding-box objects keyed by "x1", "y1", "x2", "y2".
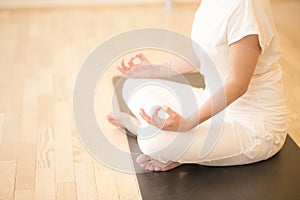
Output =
[
  {"x1": 117, "y1": 53, "x2": 152, "y2": 78},
  {"x1": 139, "y1": 106, "x2": 187, "y2": 131}
]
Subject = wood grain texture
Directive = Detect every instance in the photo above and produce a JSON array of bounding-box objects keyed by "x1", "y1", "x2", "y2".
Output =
[
  {"x1": 54, "y1": 101, "x2": 75, "y2": 183},
  {"x1": 0, "y1": 113, "x2": 4, "y2": 144},
  {"x1": 0, "y1": 79, "x2": 22, "y2": 161},
  {"x1": 74, "y1": 157, "x2": 98, "y2": 200},
  {"x1": 37, "y1": 95, "x2": 54, "y2": 126},
  {"x1": 14, "y1": 190, "x2": 34, "y2": 200},
  {"x1": 0, "y1": 160, "x2": 17, "y2": 200},
  {"x1": 94, "y1": 162, "x2": 120, "y2": 200},
  {"x1": 35, "y1": 168, "x2": 55, "y2": 200},
  {"x1": 71, "y1": 129, "x2": 87, "y2": 164},
  {"x1": 0, "y1": 1, "x2": 298, "y2": 199},
  {"x1": 36, "y1": 126, "x2": 55, "y2": 168},
  {"x1": 113, "y1": 170, "x2": 142, "y2": 200},
  {"x1": 56, "y1": 182, "x2": 77, "y2": 200},
  {"x1": 15, "y1": 79, "x2": 38, "y2": 190}
]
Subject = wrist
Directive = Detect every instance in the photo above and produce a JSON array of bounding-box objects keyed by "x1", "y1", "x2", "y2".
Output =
[
  {"x1": 181, "y1": 113, "x2": 200, "y2": 131},
  {"x1": 180, "y1": 117, "x2": 195, "y2": 132}
]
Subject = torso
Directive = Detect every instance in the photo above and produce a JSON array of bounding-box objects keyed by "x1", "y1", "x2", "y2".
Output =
[{"x1": 191, "y1": 0, "x2": 287, "y2": 133}]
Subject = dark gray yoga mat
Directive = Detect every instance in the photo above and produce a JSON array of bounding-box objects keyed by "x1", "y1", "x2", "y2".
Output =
[{"x1": 112, "y1": 74, "x2": 300, "y2": 200}]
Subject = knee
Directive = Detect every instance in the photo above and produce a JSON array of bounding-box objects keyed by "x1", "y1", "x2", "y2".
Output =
[
  {"x1": 136, "y1": 126, "x2": 178, "y2": 163},
  {"x1": 137, "y1": 137, "x2": 159, "y2": 155},
  {"x1": 137, "y1": 133, "x2": 180, "y2": 163},
  {"x1": 136, "y1": 126, "x2": 163, "y2": 155},
  {"x1": 137, "y1": 132, "x2": 172, "y2": 156}
]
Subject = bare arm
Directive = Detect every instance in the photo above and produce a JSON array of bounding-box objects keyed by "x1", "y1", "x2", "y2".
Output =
[
  {"x1": 185, "y1": 34, "x2": 261, "y2": 129},
  {"x1": 163, "y1": 49, "x2": 200, "y2": 75},
  {"x1": 118, "y1": 50, "x2": 198, "y2": 78},
  {"x1": 140, "y1": 34, "x2": 261, "y2": 131}
]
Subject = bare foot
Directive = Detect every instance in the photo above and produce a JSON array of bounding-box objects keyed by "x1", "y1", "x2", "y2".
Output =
[
  {"x1": 136, "y1": 154, "x2": 182, "y2": 172},
  {"x1": 106, "y1": 113, "x2": 125, "y2": 129},
  {"x1": 106, "y1": 112, "x2": 140, "y2": 136}
]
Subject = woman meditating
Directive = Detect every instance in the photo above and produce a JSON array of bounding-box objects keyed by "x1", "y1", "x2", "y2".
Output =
[{"x1": 107, "y1": 0, "x2": 287, "y2": 172}]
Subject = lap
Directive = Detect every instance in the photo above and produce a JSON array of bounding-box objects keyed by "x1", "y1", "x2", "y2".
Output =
[
  {"x1": 123, "y1": 78, "x2": 206, "y2": 124},
  {"x1": 122, "y1": 78, "x2": 285, "y2": 166},
  {"x1": 136, "y1": 117, "x2": 282, "y2": 166}
]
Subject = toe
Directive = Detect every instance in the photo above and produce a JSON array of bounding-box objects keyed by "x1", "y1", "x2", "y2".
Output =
[
  {"x1": 154, "y1": 166, "x2": 161, "y2": 171},
  {"x1": 161, "y1": 162, "x2": 182, "y2": 171},
  {"x1": 136, "y1": 154, "x2": 151, "y2": 164},
  {"x1": 147, "y1": 165, "x2": 155, "y2": 171}
]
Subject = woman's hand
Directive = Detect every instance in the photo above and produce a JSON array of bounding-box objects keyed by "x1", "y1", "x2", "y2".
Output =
[
  {"x1": 139, "y1": 106, "x2": 192, "y2": 131},
  {"x1": 117, "y1": 53, "x2": 152, "y2": 78}
]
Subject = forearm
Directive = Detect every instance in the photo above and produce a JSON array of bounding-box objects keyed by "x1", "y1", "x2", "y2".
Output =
[
  {"x1": 151, "y1": 50, "x2": 200, "y2": 78},
  {"x1": 142, "y1": 35, "x2": 260, "y2": 132},
  {"x1": 167, "y1": 56, "x2": 198, "y2": 75},
  {"x1": 121, "y1": 51, "x2": 199, "y2": 78},
  {"x1": 183, "y1": 35, "x2": 260, "y2": 130},
  {"x1": 148, "y1": 59, "x2": 197, "y2": 78},
  {"x1": 183, "y1": 79, "x2": 247, "y2": 130}
]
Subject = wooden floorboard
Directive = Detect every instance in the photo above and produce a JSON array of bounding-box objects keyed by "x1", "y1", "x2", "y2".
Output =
[{"x1": 0, "y1": 1, "x2": 299, "y2": 199}]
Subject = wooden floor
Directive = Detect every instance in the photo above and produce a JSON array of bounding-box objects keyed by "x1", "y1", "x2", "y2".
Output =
[{"x1": 0, "y1": 1, "x2": 299, "y2": 199}]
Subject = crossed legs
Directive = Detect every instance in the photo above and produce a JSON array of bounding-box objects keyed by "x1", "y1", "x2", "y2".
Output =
[
  {"x1": 107, "y1": 79, "x2": 277, "y2": 171},
  {"x1": 106, "y1": 112, "x2": 182, "y2": 171}
]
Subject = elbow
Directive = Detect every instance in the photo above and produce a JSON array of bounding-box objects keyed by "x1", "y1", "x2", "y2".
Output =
[
  {"x1": 239, "y1": 84, "x2": 248, "y2": 96},
  {"x1": 226, "y1": 77, "x2": 250, "y2": 99},
  {"x1": 233, "y1": 78, "x2": 249, "y2": 97}
]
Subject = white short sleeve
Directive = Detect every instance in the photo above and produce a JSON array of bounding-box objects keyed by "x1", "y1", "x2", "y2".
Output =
[{"x1": 227, "y1": 0, "x2": 275, "y2": 54}]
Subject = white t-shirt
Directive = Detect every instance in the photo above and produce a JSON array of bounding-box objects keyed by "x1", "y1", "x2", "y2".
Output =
[{"x1": 191, "y1": 0, "x2": 287, "y2": 133}]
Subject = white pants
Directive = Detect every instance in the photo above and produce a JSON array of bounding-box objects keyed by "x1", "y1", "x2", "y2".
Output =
[{"x1": 122, "y1": 78, "x2": 287, "y2": 166}]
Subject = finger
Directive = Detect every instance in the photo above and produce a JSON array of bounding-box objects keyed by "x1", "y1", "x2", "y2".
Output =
[
  {"x1": 136, "y1": 53, "x2": 149, "y2": 63},
  {"x1": 151, "y1": 106, "x2": 163, "y2": 122},
  {"x1": 139, "y1": 109, "x2": 151, "y2": 124},
  {"x1": 121, "y1": 59, "x2": 130, "y2": 71},
  {"x1": 121, "y1": 59, "x2": 130, "y2": 72},
  {"x1": 128, "y1": 55, "x2": 140, "y2": 67},
  {"x1": 164, "y1": 106, "x2": 173, "y2": 115},
  {"x1": 164, "y1": 106, "x2": 178, "y2": 118},
  {"x1": 117, "y1": 65, "x2": 126, "y2": 74},
  {"x1": 106, "y1": 114, "x2": 118, "y2": 126},
  {"x1": 151, "y1": 116, "x2": 165, "y2": 129},
  {"x1": 151, "y1": 107, "x2": 166, "y2": 128},
  {"x1": 151, "y1": 106, "x2": 161, "y2": 118}
]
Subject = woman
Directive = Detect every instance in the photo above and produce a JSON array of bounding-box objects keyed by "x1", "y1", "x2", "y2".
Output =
[{"x1": 107, "y1": 0, "x2": 287, "y2": 171}]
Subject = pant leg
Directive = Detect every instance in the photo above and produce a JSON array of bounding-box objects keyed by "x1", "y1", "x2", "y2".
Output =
[
  {"x1": 122, "y1": 78, "x2": 280, "y2": 166},
  {"x1": 136, "y1": 116, "x2": 281, "y2": 166}
]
